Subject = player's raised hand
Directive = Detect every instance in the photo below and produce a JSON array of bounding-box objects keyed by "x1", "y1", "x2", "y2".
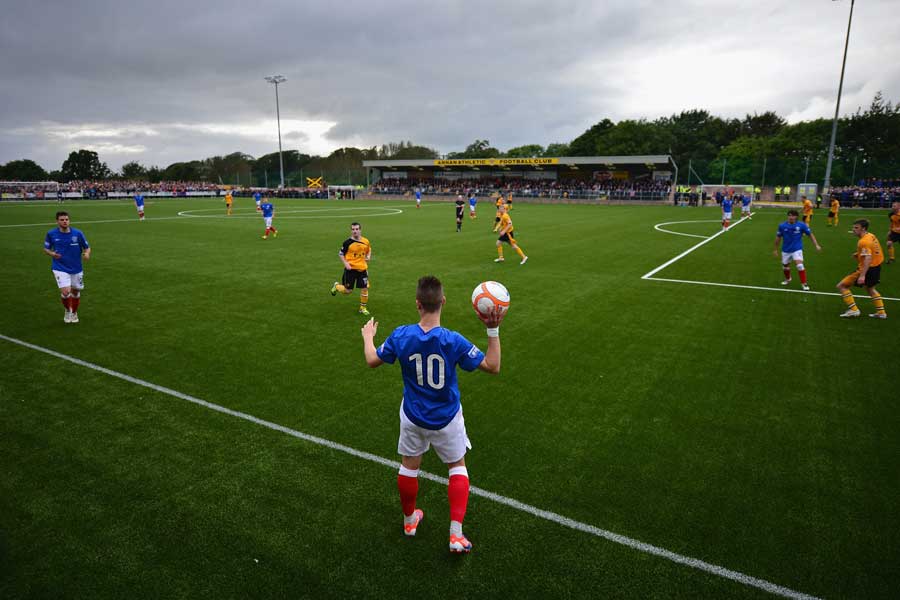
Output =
[
  {"x1": 361, "y1": 317, "x2": 378, "y2": 339},
  {"x1": 477, "y1": 305, "x2": 506, "y2": 329}
]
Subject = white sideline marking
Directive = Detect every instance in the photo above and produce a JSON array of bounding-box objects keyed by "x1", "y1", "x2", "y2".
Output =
[
  {"x1": 0, "y1": 217, "x2": 185, "y2": 228},
  {"x1": 176, "y1": 206, "x2": 403, "y2": 219},
  {"x1": 653, "y1": 219, "x2": 721, "y2": 239},
  {"x1": 642, "y1": 214, "x2": 754, "y2": 279},
  {"x1": 0, "y1": 332, "x2": 819, "y2": 600},
  {"x1": 642, "y1": 277, "x2": 900, "y2": 302}
]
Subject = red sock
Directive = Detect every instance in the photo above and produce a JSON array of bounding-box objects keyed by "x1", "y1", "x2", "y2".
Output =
[
  {"x1": 71, "y1": 293, "x2": 80, "y2": 313},
  {"x1": 799, "y1": 270, "x2": 807, "y2": 284},
  {"x1": 783, "y1": 268, "x2": 791, "y2": 280},
  {"x1": 397, "y1": 475, "x2": 418, "y2": 517},
  {"x1": 448, "y1": 472, "x2": 470, "y2": 523},
  {"x1": 61, "y1": 294, "x2": 71, "y2": 310}
]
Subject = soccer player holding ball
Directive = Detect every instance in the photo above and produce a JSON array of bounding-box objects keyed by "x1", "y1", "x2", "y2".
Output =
[{"x1": 360, "y1": 275, "x2": 505, "y2": 554}]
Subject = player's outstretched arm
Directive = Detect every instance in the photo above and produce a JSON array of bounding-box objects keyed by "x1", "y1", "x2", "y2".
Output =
[
  {"x1": 361, "y1": 318, "x2": 384, "y2": 368},
  {"x1": 810, "y1": 233, "x2": 822, "y2": 251},
  {"x1": 477, "y1": 306, "x2": 505, "y2": 374}
]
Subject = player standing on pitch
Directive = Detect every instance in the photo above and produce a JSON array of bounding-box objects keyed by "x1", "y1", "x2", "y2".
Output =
[
  {"x1": 774, "y1": 209, "x2": 821, "y2": 291},
  {"x1": 360, "y1": 275, "x2": 505, "y2": 554},
  {"x1": 260, "y1": 197, "x2": 277, "y2": 239}
]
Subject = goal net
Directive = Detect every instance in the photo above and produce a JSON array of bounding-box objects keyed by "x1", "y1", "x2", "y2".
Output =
[
  {"x1": 700, "y1": 184, "x2": 754, "y2": 206},
  {"x1": 328, "y1": 185, "x2": 358, "y2": 200},
  {"x1": 0, "y1": 181, "x2": 59, "y2": 200}
]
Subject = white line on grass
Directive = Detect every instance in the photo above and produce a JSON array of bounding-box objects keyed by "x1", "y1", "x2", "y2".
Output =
[
  {"x1": 642, "y1": 214, "x2": 754, "y2": 279},
  {"x1": 0, "y1": 332, "x2": 820, "y2": 600},
  {"x1": 0, "y1": 217, "x2": 189, "y2": 228},
  {"x1": 653, "y1": 219, "x2": 721, "y2": 239},
  {"x1": 642, "y1": 276, "x2": 900, "y2": 302},
  {"x1": 177, "y1": 207, "x2": 403, "y2": 219}
]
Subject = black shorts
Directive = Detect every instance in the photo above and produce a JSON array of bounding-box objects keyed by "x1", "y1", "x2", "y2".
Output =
[
  {"x1": 456, "y1": 209, "x2": 464, "y2": 220},
  {"x1": 828, "y1": 211, "x2": 836, "y2": 218},
  {"x1": 856, "y1": 265, "x2": 881, "y2": 288},
  {"x1": 341, "y1": 268, "x2": 368, "y2": 290},
  {"x1": 498, "y1": 231, "x2": 517, "y2": 244},
  {"x1": 889, "y1": 232, "x2": 900, "y2": 243}
]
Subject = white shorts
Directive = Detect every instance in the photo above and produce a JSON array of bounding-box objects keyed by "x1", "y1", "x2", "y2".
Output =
[
  {"x1": 256, "y1": 200, "x2": 261, "y2": 207},
  {"x1": 722, "y1": 211, "x2": 732, "y2": 219},
  {"x1": 398, "y1": 401, "x2": 471, "y2": 464},
  {"x1": 782, "y1": 250, "x2": 804, "y2": 263},
  {"x1": 264, "y1": 217, "x2": 273, "y2": 227},
  {"x1": 135, "y1": 204, "x2": 144, "y2": 212},
  {"x1": 469, "y1": 205, "x2": 476, "y2": 213},
  {"x1": 52, "y1": 270, "x2": 84, "y2": 290},
  {"x1": 741, "y1": 206, "x2": 751, "y2": 212}
]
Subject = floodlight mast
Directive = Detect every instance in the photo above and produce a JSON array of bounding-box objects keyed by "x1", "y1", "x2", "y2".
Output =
[
  {"x1": 264, "y1": 75, "x2": 287, "y2": 189},
  {"x1": 822, "y1": 0, "x2": 855, "y2": 197}
]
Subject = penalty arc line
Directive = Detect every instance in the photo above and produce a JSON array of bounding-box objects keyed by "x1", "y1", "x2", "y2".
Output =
[
  {"x1": 642, "y1": 213, "x2": 754, "y2": 279},
  {"x1": 0, "y1": 332, "x2": 820, "y2": 600}
]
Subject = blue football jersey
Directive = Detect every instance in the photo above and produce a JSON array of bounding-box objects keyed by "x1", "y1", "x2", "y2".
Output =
[
  {"x1": 469, "y1": 196, "x2": 477, "y2": 206},
  {"x1": 254, "y1": 192, "x2": 262, "y2": 202},
  {"x1": 377, "y1": 324, "x2": 485, "y2": 430},
  {"x1": 741, "y1": 195, "x2": 751, "y2": 206},
  {"x1": 776, "y1": 221, "x2": 811, "y2": 252},
  {"x1": 722, "y1": 198, "x2": 733, "y2": 212},
  {"x1": 134, "y1": 194, "x2": 144, "y2": 206},
  {"x1": 415, "y1": 190, "x2": 422, "y2": 200},
  {"x1": 44, "y1": 227, "x2": 89, "y2": 274},
  {"x1": 261, "y1": 202, "x2": 274, "y2": 217}
]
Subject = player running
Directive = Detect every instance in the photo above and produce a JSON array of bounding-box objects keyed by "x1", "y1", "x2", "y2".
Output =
[
  {"x1": 827, "y1": 196, "x2": 841, "y2": 227},
  {"x1": 134, "y1": 191, "x2": 145, "y2": 221},
  {"x1": 260, "y1": 197, "x2": 277, "y2": 239},
  {"x1": 360, "y1": 275, "x2": 505, "y2": 554},
  {"x1": 331, "y1": 222, "x2": 373, "y2": 316},
  {"x1": 837, "y1": 219, "x2": 887, "y2": 319},
  {"x1": 774, "y1": 209, "x2": 821, "y2": 291},
  {"x1": 254, "y1": 190, "x2": 263, "y2": 212},
  {"x1": 494, "y1": 205, "x2": 528, "y2": 265},
  {"x1": 225, "y1": 190, "x2": 233, "y2": 216},
  {"x1": 43, "y1": 211, "x2": 91, "y2": 323},
  {"x1": 492, "y1": 194, "x2": 505, "y2": 232},
  {"x1": 415, "y1": 188, "x2": 422, "y2": 209},
  {"x1": 886, "y1": 202, "x2": 900, "y2": 263}
]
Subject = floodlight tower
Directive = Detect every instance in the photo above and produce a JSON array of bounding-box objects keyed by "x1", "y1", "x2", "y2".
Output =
[
  {"x1": 822, "y1": 0, "x2": 855, "y2": 196},
  {"x1": 264, "y1": 75, "x2": 287, "y2": 188}
]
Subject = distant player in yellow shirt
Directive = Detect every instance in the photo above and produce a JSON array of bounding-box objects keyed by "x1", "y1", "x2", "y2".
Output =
[
  {"x1": 801, "y1": 196, "x2": 813, "y2": 225},
  {"x1": 225, "y1": 190, "x2": 233, "y2": 216},
  {"x1": 827, "y1": 197, "x2": 840, "y2": 227},
  {"x1": 494, "y1": 205, "x2": 528, "y2": 265},
  {"x1": 886, "y1": 202, "x2": 900, "y2": 263},
  {"x1": 331, "y1": 222, "x2": 373, "y2": 316},
  {"x1": 492, "y1": 195, "x2": 505, "y2": 232},
  {"x1": 505, "y1": 192, "x2": 513, "y2": 212},
  {"x1": 836, "y1": 219, "x2": 886, "y2": 319}
]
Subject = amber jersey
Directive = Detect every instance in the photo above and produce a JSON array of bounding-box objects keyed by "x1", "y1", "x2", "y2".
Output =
[
  {"x1": 498, "y1": 213, "x2": 513, "y2": 233},
  {"x1": 855, "y1": 232, "x2": 884, "y2": 268},
  {"x1": 890, "y1": 211, "x2": 900, "y2": 233},
  {"x1": 802, "y1": 199, "x2": 813, "y2": 215},
  {"x1": 340, "y1": 236, "x2": 371, "y2": 270},
  {"x1": 830, "y1": 200, "x2": 840, "y2": 213}
]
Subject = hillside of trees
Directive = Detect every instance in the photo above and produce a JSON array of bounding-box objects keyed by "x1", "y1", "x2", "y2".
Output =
[{"x1": 2, "y1": 93, "x2": 897, "y2": 187}]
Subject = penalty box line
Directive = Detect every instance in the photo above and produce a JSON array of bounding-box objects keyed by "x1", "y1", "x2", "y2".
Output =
[
  {"x1": 642, "y1": 213, "x2": 753, "y2": 280},
  {"x1": 0, "y1": 332, "x2": 819, "y2": 600}
]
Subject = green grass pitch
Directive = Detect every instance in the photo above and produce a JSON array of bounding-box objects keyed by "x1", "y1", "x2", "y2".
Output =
[{"x1": 1, "y1": 197, "x2": 897, "y2": 599}]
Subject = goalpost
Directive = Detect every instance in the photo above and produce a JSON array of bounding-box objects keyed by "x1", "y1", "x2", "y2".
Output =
[
  {"x1": 328, "y1": 185, "x2": 358, "y2": 200},
  {"x1": 0, "y1": 181, "x2": 60, "y2": 201}
]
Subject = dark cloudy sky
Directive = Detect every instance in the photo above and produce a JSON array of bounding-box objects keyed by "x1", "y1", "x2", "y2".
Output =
[{"x1": 1, "y1": 0, "x2": 898, "y2": 171}]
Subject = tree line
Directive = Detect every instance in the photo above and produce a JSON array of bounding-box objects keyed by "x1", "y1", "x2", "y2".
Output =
[{"x1": 2, "y1": 93, "x2": 897, "y2": 187}]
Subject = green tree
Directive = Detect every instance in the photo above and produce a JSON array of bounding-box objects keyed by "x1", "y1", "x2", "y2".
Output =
[
  {"x1": 60, "y1": 149, "x2": 111, "y2": 181},
  {"x1": 543, "y1": 142, "x2": 570, "y2": 157},
  {"x1": 161, "y1": 161, "x2": 203, "y2": 181},
  {"x1": 505, "y1": 144, "x2": 545, "y2": 158},
  {"x1": 1, "y1": 159, "x2": 49, "y2": 181},
  {"x1": 448, "y1": 139, "x2": 501, "y2": 159},
  {"x1": 121, "y1": 161, "x2": 148, "y2": 179},
  {"x1": 568, "y1": 119, "x2": 614, "y2": 156}
]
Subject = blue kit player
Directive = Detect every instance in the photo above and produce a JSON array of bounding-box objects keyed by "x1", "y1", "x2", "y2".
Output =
[
  {"x1": 468, "y1": 192, "x2": 477, "y2": 220},
  {"x1": 254, "y1": 190, "x2": 262, "y2": 212},
  {"x1": 415, "y1": 188, "x2": 422, "y2": 209},
  {"x1": 361, "y1": 275, "x2": 505, "y2": 554},
  {"x1": 740, "y1": 193, "x2": 752, "y2": 220},
  {"x1": 134, "y1": 191, "x2": 145, "y2": 221},
  {"x1": 260, "y1": 198, "x2": 277, "y2": 239},
  {"x1": 773, "y1": 209, "x2": 821, "y2": 291},
  {"x1": 721, "y1": 194, "x2": 733, "y2": 230},
  {"x1": 43, "y1": 211, "x2": 91, "y2": 323}
]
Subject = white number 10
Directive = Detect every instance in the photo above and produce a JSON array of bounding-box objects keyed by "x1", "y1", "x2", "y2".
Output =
[{"x1": 408, "y1": 353, "x2": 445, "y2": 389}]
